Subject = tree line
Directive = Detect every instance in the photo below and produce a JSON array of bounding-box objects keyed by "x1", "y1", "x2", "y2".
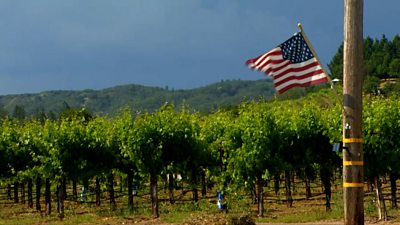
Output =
[
  {"x1": 328, "y1": 34, "x2": 400, "y2": 94},
  {"x1": 0, "y1": 79, "x2": 275, "y2": 117},
  {"x1": 1, "y1": 88, "x2": 400, "y2": 219}
]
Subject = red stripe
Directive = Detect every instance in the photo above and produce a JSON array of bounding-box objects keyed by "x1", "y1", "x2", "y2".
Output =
[
  {"x1": 245, "y1": 49, "x2": 282, "y2": 68},
  {"x1": 265, "y1": 60, "x2": 291, "y2": 75},
  {"x1": 255, "y1": 58, "x2": 286, "y2": 71},
  {"x1": 277, "y1": 76, "x2": 329, "y2": 94},
  {"x1": 245, "y1": 58, "x2": 258, "y2": 66},
  {"x1": 273, "y1": 61, "x2": 320, "y2": 79},
  {"x1": 275, "y1": 69, "x2": 325, "y2": 87},
  {"x1": 246, "y1": 47, "x2": 329, "y2": 94}
]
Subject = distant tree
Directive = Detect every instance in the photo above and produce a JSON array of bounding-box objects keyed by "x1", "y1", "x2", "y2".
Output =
[
  {"x1": 34, "y1": 108, "x2": 47, "y2": 123},
  {"x1": 12, "y1": 105, "x2": 26, "y2": 121},
  {"x1": 328, "y1": 35, "x2": 400, "y2": 91},
  {"x1": 327, "y1": 43, "x2": 343, "y2": 80},
  {"x1": 59, "y1": 107, "x2": 92, "y2": 122},
  {"x1": 363, "y1": 76, "x2": 380, "y2": 94},
  {"x1": 0, "y1": 105, "x2": 8, "y2": 119},
  {"x1": 389, "y1": 58, "x2": 400, "y2": 77}
]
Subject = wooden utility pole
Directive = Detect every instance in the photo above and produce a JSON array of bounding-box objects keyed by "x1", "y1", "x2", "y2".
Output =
[{"x1": 343, "y1": 0, "x2": 364, "y2": 225}]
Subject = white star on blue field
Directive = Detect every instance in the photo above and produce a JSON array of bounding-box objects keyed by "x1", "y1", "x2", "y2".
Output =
[
  {"x1": 0, "y1": 0, "x2": 398, "y2": 95},
  {"x1": 280, "y1": 33, "x2": 314, "y2": 63}
]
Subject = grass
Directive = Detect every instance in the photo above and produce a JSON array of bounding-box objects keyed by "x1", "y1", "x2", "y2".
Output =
[
  {"x1": 256, "y1": 193, "x2": 344, "y2": 223},
  {"x1": 256, "y1": 206, "x2": 342, "y2": 223},
  {"x1": 1, "y1": 183, "x2": 400, "y2": 224}
]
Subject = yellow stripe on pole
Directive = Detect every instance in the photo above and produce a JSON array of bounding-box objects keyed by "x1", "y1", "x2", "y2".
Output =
[
  {"x1": 343, "y1": 138, "x2": 363, "y2": 143},
  {"x1": 343, "y1": 161, "x2": 364, "y2": 166},
  {"x1": 343, "y1": 182, "x2": 364, "y2": 188}
]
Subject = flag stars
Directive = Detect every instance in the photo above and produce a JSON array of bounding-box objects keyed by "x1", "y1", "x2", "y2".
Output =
[
  {"x1": 245, "y1": 30, "x2": 328, "y2": 94},
  {"x1": 279, "y1": 32, "x2": 314, "y2": 63}
]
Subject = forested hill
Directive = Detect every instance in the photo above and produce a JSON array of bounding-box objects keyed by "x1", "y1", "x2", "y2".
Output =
[
  {"x1": 0, "y1": 79, "x2": 275, "y2": 117},
  {"x1": 328, "y1": 35, "x2": 400, "y2": 94}
]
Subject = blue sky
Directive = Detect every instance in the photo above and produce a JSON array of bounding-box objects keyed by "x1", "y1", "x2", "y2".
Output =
[{"x1": 0, "y1": 0, "x2": 398, "y2": 95}]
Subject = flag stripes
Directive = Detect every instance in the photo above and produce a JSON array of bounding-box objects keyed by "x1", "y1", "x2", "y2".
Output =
[{"x1": 246, "y1": 32, "x2": 329, "y2": 94}]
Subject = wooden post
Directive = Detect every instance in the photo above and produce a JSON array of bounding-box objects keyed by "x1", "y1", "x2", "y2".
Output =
[
  {"x1": 150, "y1": 173, "x2": 159, "y2": 218},
  {"x1": 343, "y1": 0, "x2": 364, "y2": 225}
]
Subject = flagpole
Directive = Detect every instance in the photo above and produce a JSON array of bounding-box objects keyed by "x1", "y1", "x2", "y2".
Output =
[
  {"x1": 297, "y1": 23, "x2": 342, "y2": 104},
  {"x1": 297, "y1": 23, "x2": 331, "y2": 81}
]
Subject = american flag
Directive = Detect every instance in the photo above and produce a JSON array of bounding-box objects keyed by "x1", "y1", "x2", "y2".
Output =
[{"x1": 246, "y1": 32, "x2": 329, "y2": 94}]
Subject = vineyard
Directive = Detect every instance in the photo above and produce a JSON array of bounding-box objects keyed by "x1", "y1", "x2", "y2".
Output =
[{"x1": 1, "y1": 88, "x2": 400, "y2": 224}]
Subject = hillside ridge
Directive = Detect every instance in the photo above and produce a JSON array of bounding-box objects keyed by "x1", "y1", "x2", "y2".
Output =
[{"x1": 0, "y1": 79, "x2": 275, "y2": 116}]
